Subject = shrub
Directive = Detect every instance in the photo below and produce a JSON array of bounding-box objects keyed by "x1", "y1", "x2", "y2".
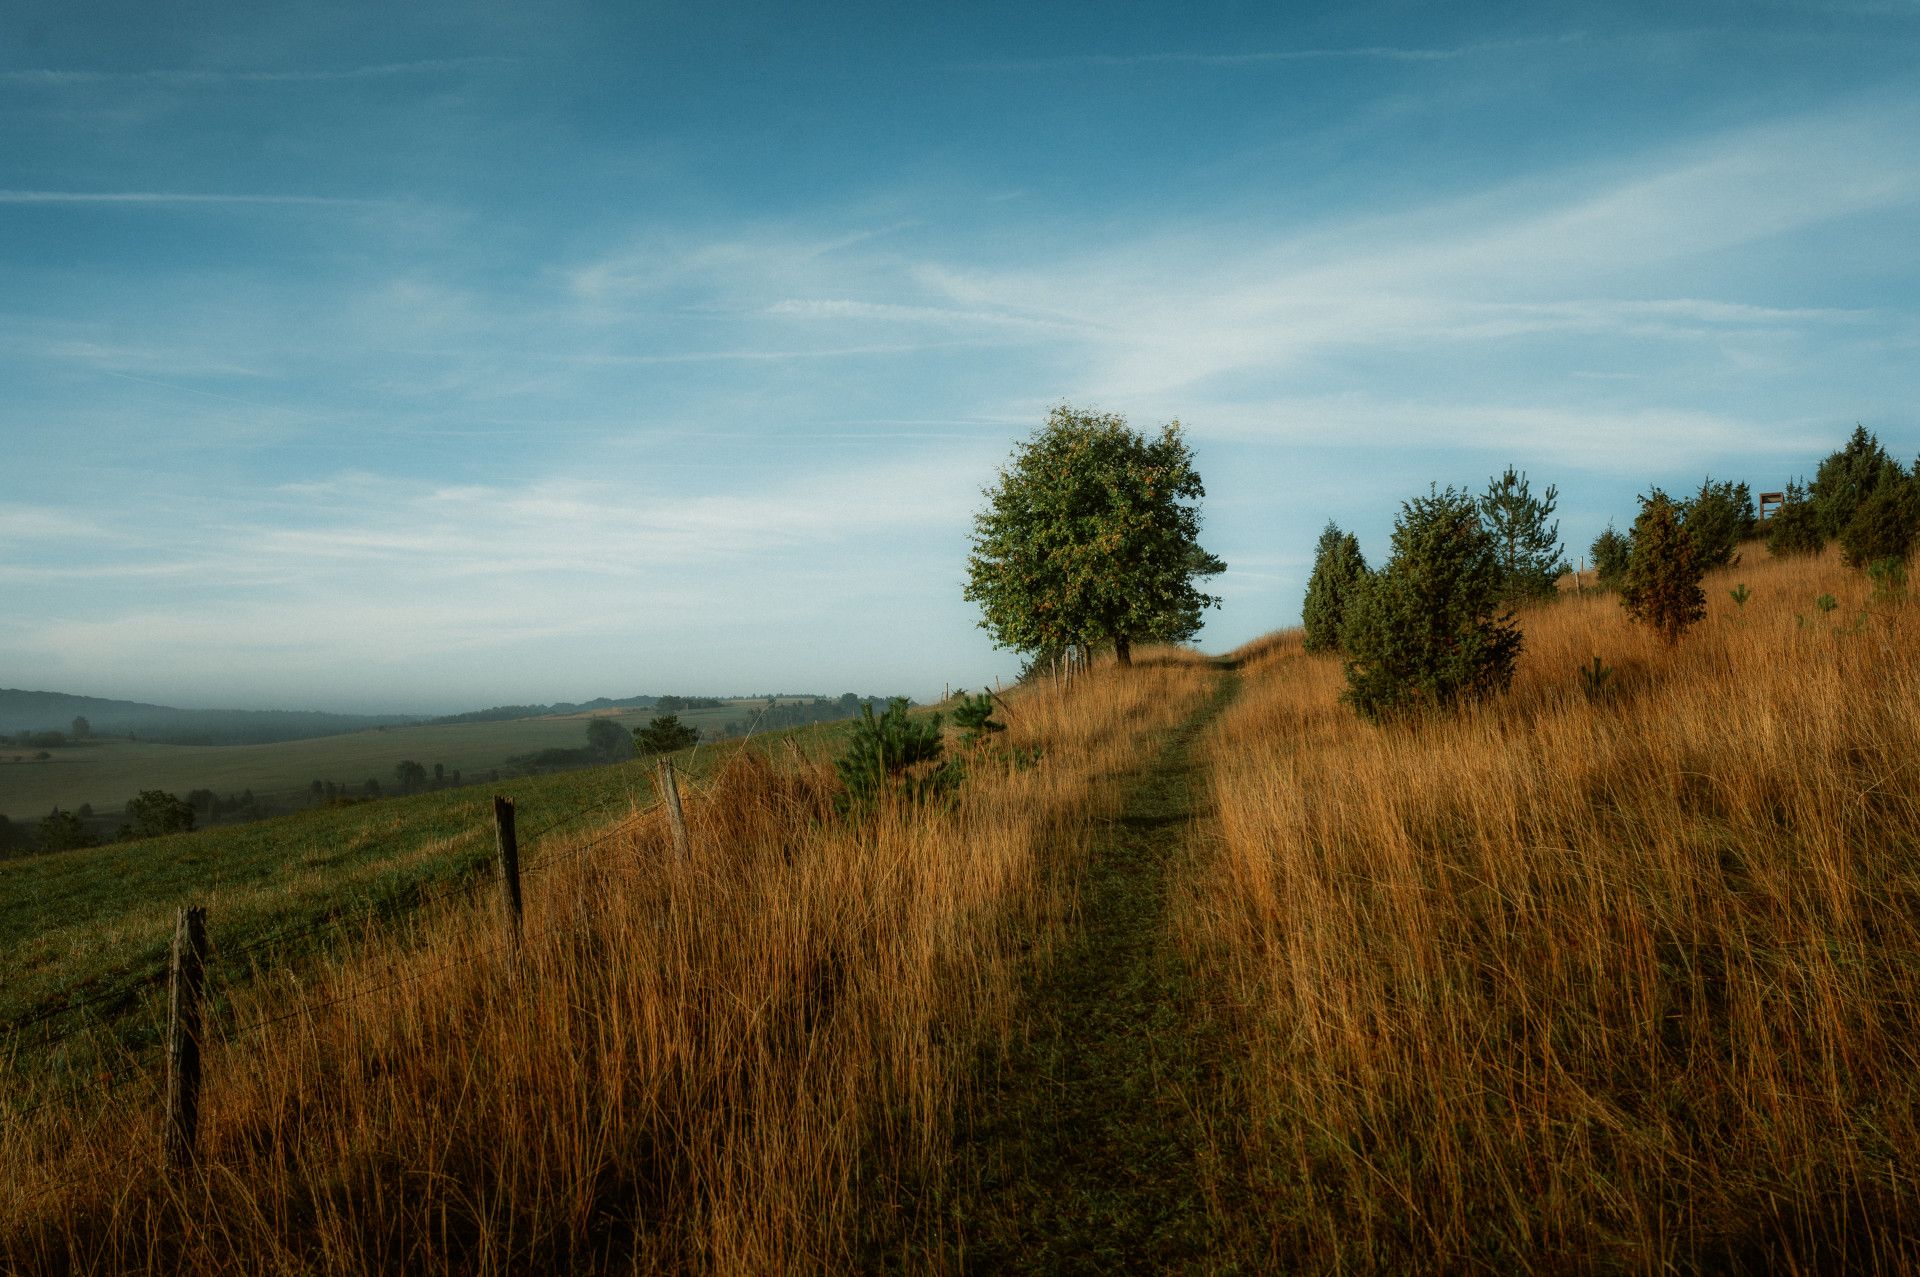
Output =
[
  {"x1": 833, "y1": 697, "x2": 950, "y2": 812},
  {"x1": 1837, "y1": 472, "x2": 1919, "y2": 569},
  {"x1": 124, "y1": 789, "x2": 196, "y2": 838},
  {"x1": 1681, "y1": 477, "x2": 1754, "y2": 570},
  {"x1": 1339, "y1": 486, "x2": 1522, "y2": 721},
  {"x1": 38, "y1": 807, "x2": 92, "y2": 852},
  {"x1": 1590, "y1": 524, "x2": 1631, "y2": 589},
  {"x1": 585, "y1": 716, "x2": 634, "y2": 761},
  {"x1": 1302, "y1": 522, "x2": 1368, "y2": 653},
  {"x1": 1811, "y1": 424, "x2": 1904, "y2": 538},
  {"x1": 633, "y1": 714, "x2": 699, "y2": 756},
  {"x1": 1621, "y1": 490, "x2": 1705, "y2": 646},
  {"x1": 949, "y1": 691, "x2": 1005, "y2": 744},
  {"x1": 1766, "y1": 480, "x2": 1825, "y2": 557}
]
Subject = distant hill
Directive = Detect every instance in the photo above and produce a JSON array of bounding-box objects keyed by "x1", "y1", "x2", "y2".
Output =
[{"x1": 0, "y1": 689, "x2": 416, "y2": 746}]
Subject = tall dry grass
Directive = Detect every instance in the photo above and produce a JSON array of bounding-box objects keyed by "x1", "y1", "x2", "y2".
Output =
[
  {"x1": 1182, "y1": 548, "x2": 1920, "y2": 1272},
  {"x1": 2, "y1": 653, "x2": 1215, "y2": 1274}
]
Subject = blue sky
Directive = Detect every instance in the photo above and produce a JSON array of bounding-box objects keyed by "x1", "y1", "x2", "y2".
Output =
[{"x1": 4, "y1": 1, "x2": 1918, "y2": 712}]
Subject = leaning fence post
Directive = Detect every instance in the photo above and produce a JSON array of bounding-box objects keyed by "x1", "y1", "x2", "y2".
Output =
[
  {"x1": 657, "y1": 759, "x2": 690, "y2": 860},
  {"x1": 493, "y1": 796, "x2": 522, "y2": 941},
  {"x1": 165, "y1": 905, "x2": 207, "y2": 1169}
]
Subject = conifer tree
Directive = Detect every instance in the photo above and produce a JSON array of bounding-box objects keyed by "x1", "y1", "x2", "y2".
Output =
[
  {"x1": 1766, "y1": 480, "x2": 1824, "y2": 557},
  {"x1": 1340, "y1": 486, "x2": 1522, "y2": 720},
  {"x1": 1479, "y1": 467, "x2": 1563, "y2": 604},
  {"x1": 1589, "y1": 524, "x2": 1631, "y2": 589},
  {"x1": 1811, "y1": 425, "x2": 1903, "y2": 538},
  {"x1": 1301, "y1": 521, "x2": 1367, "y2": 653},
  {"x1": 1621, "y1": 490, "x2": 1706, "y2": 646}
]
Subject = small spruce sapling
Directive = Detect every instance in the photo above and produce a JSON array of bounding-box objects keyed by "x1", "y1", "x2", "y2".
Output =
[
  {"x1": 1620, "y1": 490, "x2": 1706, "y2": 646},
  {"x1": 1729, "y1": 583, "x2": 1750, "y2": 608},
  {"x1": 1578, "y1": 656, "x2": 1613, "y2": 702},
  {"x1": 950, "y1": 691, "x2": 1005, "y2": 745},
  {"x1": 834, "y1": 698, "x2": 951, "y2": 814}
]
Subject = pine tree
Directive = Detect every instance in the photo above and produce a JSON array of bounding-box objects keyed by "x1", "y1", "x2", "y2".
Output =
[
  {"x1": 1479, "y1": 467, "x2": 1563, "y2": 604},
  {"x1": 1681, "y1": 477, "x2": 1754, "y2": 570},
  {"x1": 1621, "y1": 490, "x2": 1706, "y2": 646},
  {"x1": 1301, "y1": 521, "x2": 1367, "y2": 653},
  {"x1": 1340, "y1": 486, "x2": 1522, "y2": 720},
  {"x1": 1811, "y1": 425, "x2": 1903, "y2": 538},
  {"x1": 1589, "y1": 524, "x2": 1631, "y2": 589}
]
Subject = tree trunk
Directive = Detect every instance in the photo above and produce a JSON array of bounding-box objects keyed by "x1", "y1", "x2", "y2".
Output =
[{"x1": 1114, "y1": 633, "x2": 1132, "y2": 668}]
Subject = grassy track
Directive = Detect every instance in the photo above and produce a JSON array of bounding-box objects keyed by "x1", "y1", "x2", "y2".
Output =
[{"x1": 944, "y1": 666, "x2": 1240, "y2": 1273}]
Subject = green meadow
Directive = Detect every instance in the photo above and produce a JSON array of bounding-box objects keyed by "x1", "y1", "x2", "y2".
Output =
[{"x1": 0, "y1": 702, "x2": 756, "y2": 822}]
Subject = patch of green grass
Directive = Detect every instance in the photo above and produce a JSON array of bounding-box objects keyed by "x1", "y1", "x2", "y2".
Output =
[
  {"x1": 938, "y1": 670, "x2": 1242, "y2": 1273},
  {"x1": 0, "y1": 702, "x2": 755, "y2": 822},
  {"x1": 1, "y1": 720, "x2": 852, "y2": 1091}
]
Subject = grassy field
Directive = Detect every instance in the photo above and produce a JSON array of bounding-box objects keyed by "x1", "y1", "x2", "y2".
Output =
[
  {"x1": 5, "y1": 546, "x2": 1917, "y2": 1272},
  {"x1": 0, "y1": 702, "x2": 759, "y2": 822},
  {"x1": 0, "y1": 718, "x2": 857, "y2": 1095}
]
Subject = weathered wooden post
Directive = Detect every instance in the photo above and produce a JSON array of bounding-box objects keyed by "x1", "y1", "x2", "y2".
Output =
[
  {"x1": 165, "y1": 905, "x2": 208, "y2": 1168},
  {"x1": 657, "y1": 759, "x2": 690, "y2": 860},
  {"x1": 493, "y1": 796, "x2": 522, "y2": 940}
]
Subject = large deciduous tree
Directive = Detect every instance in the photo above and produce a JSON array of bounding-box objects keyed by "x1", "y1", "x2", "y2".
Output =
[{"x1": 965, "y1": 405, "x2": 1224, "y2": 668}]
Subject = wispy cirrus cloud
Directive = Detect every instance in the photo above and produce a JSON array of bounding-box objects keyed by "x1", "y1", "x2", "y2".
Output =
[
  {"x1": 0, "y1": 57, "x2": 513, "y2": 88},
  {"x1": 0, "y1": 190, "x2": 384, "y2": 206},
  {"x1": 968, "y1": 34, "x2": 1584, "y2": 72}
]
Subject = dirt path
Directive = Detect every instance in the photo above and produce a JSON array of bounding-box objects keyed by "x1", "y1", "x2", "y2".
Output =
[{"x1": 943, "y1": 668, "x2": 1240, "y2": 1274}]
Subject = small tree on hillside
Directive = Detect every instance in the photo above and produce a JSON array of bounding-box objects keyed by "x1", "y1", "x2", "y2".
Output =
[
  {"x1": 833, "y1": 698, "x2": 949, "y2": 813},
  {"x1": 1302, "y1": 522, "x2": 1368, "y2": 653},
  {"x1": 1682, "y1": 477, "x2": 1755, "y2": 571},
  {"x1": 1621, "y1": 490, "x2": 1706, "y2": 646},
  {"x1": 1479, "y1": 467, "x2": 1563, "y2": 604},
  {"x1": 1590, "y1": 524, "x2": 1632, "y2": 589},
  {"x1": 39, "y1": 807, "x2": 91, "y2": 852},
  {"x1": 965, "y1": 405, "x2": 1225, "y2": 668},
  {"x1": 585, "y1": 716, "x2": 634, "y2": 761},
  {"x1": 1837, "y1": 467, "x2": 1919, "y2": 569},
  {"x1": 1340, "y1": 486, "x2": 1523, "y2": 721},
  {"x1": 1766, "y1": 480, "x2": 1825, "y2": 557},
  {"x1": 124, "y1": 789, "x2": 196, "y2": 839},
  {"x1": 1811, "y1": 425, "x2": 1903, "y2": 538},
  {"x1": 634, "y1": 714, "x2": 699, "y2": 756},
  {"x1": 70, "y1": 716, "x2": 91, "y2": 740},
  {"x1": 393, "y1": 759, "x2": 428, "y2": 793}
]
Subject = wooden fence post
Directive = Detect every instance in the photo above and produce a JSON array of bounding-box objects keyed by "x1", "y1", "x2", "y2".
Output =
[
  {"x1": 165, "y1": 905, "x2": 207, "y2": 1169},
  {"x1": 657, "y1": 759, "x2": 690, "y2": 860},
  {"x1": 493, "y1": 796, "x2": 522, "y2": 941}
]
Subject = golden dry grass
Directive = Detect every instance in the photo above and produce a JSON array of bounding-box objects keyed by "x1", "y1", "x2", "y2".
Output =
[
  {"x1": 1181, "y1": 547, "x2": 1920, "y2": 1272},
  {"x1": 1, "y1": 653, "x2": 1216, "y2": 1274}
]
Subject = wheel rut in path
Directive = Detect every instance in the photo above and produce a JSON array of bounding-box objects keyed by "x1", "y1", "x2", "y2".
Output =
[{"x1": 947, "y1": 669, "x2": 1240, "y2": 1274}]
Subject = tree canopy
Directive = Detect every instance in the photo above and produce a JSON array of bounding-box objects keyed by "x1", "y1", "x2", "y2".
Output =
[
  {"x1": 1478, "y1": 467, "x2": 1563, "y2": 604},
  {"x1": 1302, "y1": 522, "x2": 1367, "y2": 653},
  {"x1": 964, "y1": 405, "x2": 1224, "y2": 667}
]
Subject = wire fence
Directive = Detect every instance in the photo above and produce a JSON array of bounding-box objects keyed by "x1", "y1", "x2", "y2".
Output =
[{"x1": 3, "y1": 788, "x2": 671, "y2": 1136}]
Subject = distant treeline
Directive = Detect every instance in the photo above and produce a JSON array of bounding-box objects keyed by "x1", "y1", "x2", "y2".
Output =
[
  {"x1": 0, "y1": 689, "x2": 415, "y2": 746},
  {"x1": 715, "y1": 694, "x2": 898, "y2": 738},
  {"x1": 427, "y1": 693, "x2": 726, "y2": 726}
]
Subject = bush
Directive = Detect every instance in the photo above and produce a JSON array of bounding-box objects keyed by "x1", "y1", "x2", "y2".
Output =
[
  {"x1": 1837, "y1": 472, "x2": 1919, "y2": 569},
  {"x1": 585, "y1": 716, "x2": 634, "y2": 761},
  {"x1": 1811, "y1": 424, "x2": 1903, "y2": 538},
  {"x1": 833, "y1": 697, "x2": 950, "y2": 813},
  {"x1": 1339, "y1": 486, "x2": 1522, "y2": 721},
  {"x1": 1682, "y1": 477, "x2": 1754, "y2": 571},
  {"x1": 124, "y1": 789, "x2": 196, "y2": 839},
  {"x1": 1590, "y1": 524, "x2": 1631, "y2": 589},
  {"x1": 1621, "y1": 490, "x2": 1706, "y2": 646},
  {"x1": 1766, "y1": 480, "x2": 1825, "y2": 557},
  {"x1": 949, "y1": 691, "x2": 1005, "y2": 744},
  {"x1": 38, "y1": 807, "x2": 92, "y2": 852},
  {"x1": 1302, "y1": 522, "x2": 1368, "y2": 653},
  {"x1": 634, "y1": 714, "x2": 699, "y2": 756}
]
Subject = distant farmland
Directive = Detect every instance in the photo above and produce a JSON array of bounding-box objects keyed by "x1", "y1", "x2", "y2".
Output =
[{"x1": 0, "y1": 702, "x2": 759, "y2": 822}]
